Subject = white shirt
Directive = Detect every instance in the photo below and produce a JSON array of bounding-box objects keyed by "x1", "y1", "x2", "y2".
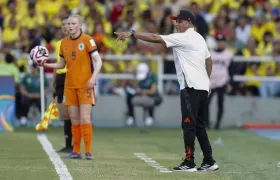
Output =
[
  {"x1": 160, "y1": 28, "x2": 211, "y2": 92},
  {"x1": 236, "y1": 25, "x2": 251, "y2": 45},
  {"x1": 210, "y1": 49, "x2": 233, "y2": 89}
]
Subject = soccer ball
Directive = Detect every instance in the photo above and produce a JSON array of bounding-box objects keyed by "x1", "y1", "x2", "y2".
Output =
[{"x1": 30, "y1": 45, "x2": 49, "y2": 64}]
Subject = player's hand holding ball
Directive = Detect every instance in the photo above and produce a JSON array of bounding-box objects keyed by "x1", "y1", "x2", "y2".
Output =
[{"x1": 30, "y1": 45, "x2": 49, "y2": 66}]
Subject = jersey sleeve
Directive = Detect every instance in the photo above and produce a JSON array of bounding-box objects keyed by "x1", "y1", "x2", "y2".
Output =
[
  {"x1": 159, "y1": 33, "x2": 184, "y2": 48},
  {"x1": 87, "y1": 37, "x2": 98, "y2": 55},
  {"x1": 205, "y1": 43, "x2": 211, "y2": 59},
  {"x1": 205, "y1": 48, "x2": 211, "y2": 59}
]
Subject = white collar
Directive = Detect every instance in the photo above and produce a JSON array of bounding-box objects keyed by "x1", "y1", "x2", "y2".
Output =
[{"x1": 185, "y1": 28, "x2": 195, "y2": 32}]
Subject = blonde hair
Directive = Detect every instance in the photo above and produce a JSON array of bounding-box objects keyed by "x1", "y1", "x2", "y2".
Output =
[{"x1": 68, "y1": 14, "x2": 83, "y2": 25}]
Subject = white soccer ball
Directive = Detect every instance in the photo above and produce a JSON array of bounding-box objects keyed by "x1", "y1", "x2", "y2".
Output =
[{"x1": 30, "y1": 45, "x2": 49, "y2": 64}]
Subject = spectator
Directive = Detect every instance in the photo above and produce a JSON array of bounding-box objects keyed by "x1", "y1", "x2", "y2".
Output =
[
  {"x1": 150, "y1": 0, "x2": 165, "y2": 24},
  {"x1": 267, "y1": 8, "x2": 280, "y2": 31},
  {"x1": 110, "y1": 0, "x2": 125, "y2": 24},
  {"x1": 273, "y1": 18, "x2": 280, "y2": 39},
  {"x1": 17, "y1": 63, "x2": 49, "y2": 125},
  {"x1": 159, "y1": 8, "x2": 174, "y2": 35},
  {"x1": 125, "y1": 63, "x2": 161, "y2": 126},
  {"x1": 257, "y1": 31, "x2": 274, "y2": 56},
  {"x1": 227, "y1": 23, "x2": 245, "y2": 53},
  {"x1": 190, "y1": 2, "x2": 209, "y2": 38},
  {"x1": 236, "y1": 15, "x2": 251, "y2": 46},
  {"x1": 0, "y1": 52, "x2": 19, "y2": 84},
  {"x1": 243, "y1": 63, "x2": 261, "y2": 96},
  {"x1": 2, "y1": 15, "x2": 19, "y2": 47},
  {"x1": 20, "y1": 3, "x2": 45, "y2": 31},
  {"x1": 250, "y1": 10, "x2": 271, "y2": 42},
  {"x1": 259, "y1": 38, "x2": 280, "y2": 98},
  {"x1": 165, "y1": 0, "x2": 187, "y2": 16},
  {"x1": 206, "y1": 34, "x2": 233, "y2": 129}
]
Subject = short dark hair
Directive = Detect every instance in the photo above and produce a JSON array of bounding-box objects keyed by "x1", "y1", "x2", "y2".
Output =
[
  {"x1": 61, "y1": 16, "x2": 69, "y2": 21},
  {"x1": 5, "y1": 53, "x2": 14, "y2": 64}
]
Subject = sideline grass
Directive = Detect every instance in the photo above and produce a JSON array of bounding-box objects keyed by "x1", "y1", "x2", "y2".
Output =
[{"x1": 0, "y1": 127, "x2": 279, "y2": 180}]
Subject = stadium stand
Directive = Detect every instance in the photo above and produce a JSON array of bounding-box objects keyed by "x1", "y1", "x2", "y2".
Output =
[{"x1": 0, "y1": 0, "x2": 280, "y2": 97}]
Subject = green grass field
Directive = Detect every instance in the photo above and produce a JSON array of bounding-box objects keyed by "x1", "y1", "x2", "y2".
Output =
[{"x1": 0, "y1": 127, "x2": 279, "y2": 180}]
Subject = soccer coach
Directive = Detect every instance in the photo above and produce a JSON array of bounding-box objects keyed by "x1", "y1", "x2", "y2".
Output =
[{"x1": 115, "y1": 10, "x2": 218, "y2": 172}]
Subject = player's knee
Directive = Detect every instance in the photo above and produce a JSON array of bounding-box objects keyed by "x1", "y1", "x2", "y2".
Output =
[
  {"x1": 70, "y1": 117, "x2": 80, "y2": 125},
  {"x1": 67, "y1": 111, "x2": 79, "y2": 124},
  {"x1": 80, "y1": 114, "x2": 91, "y2": 124}
]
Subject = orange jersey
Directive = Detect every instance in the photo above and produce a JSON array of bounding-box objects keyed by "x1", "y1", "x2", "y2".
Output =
[{"x1": 59, "y1": 33, "x2": 97, "y2": 88}]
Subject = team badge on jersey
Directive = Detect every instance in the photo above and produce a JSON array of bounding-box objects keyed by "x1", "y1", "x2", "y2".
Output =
[{"x1": 78, "y1": 43, "x2": 84, "y2": 50}]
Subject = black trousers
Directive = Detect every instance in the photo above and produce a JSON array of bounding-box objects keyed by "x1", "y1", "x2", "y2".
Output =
[
  {"x1": 206, "y1": 85, "x2": 226, "y2": 129},
  {"x1": 180, "y1": 87, "x2": 214, "y2": 166},
  {"x1": 55, "y1": 73, "x2": 66, "y2": 103}
]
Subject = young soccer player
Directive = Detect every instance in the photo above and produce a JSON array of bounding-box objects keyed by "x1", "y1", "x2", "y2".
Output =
[
  {"x1": 53, "y1": 16, "x2": 73, "y2": 153},
  {"x1": 41, "y1": 15, "x2": 102, "y2": 160}
]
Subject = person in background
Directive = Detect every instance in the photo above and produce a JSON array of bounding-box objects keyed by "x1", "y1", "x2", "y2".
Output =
[
  {"x1": 259, "y1": 38, "x2": 280, "y2": 98},
  {"x1": 206, "y1": 34, "x2": 233, "y2": 130},
  {"x1": 125, "y1": 62, "x2": 160, "y2": 126},
  {"x1": 0, "y1": 52, "x2": 20, "y2": 84},
  {"x1": 0, "y1": 53, "x2": 21, "y2": 121},
  {"x1": 52, "y1": 16, "x2": 73, "y2": 153},
  {"x1": 18, "y1": 63, "x2": 49, "y2": 125}
]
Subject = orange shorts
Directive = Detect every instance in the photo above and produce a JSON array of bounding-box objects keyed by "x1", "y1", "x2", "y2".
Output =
[{"x1": 63, "y1": 88, "x2": 95, "y2": 106}]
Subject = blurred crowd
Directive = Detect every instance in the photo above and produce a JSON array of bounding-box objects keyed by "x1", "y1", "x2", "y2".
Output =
[{"x1": 0, "y1": 0, "x2": 280, "y2": 97}]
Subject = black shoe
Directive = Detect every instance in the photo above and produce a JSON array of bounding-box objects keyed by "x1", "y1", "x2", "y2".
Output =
[
  {"x1": 56, "y1": 146, "x2": 73, "y2": 153},
  {"x1": 197, "y1": 162, "x2": 219, "y2": 171},
  {"x1": 173, "y1": 160, "x2": 197, "y2": 172}
]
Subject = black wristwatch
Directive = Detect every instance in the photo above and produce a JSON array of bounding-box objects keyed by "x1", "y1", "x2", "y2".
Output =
[{"x1": 131, "y1": 29, "x2": 135, "y2": 37}]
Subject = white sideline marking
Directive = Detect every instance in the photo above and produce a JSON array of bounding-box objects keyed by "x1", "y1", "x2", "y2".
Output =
[
  {"x1": 37, "y1": 134, "x2": 73, "y2": 180},
  {"x1": 134, "y1": 153, "x2": 172, "y2": 173}
]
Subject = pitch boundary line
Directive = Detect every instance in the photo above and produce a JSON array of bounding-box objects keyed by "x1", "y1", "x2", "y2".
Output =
[
  {"x1": 134, "y1": 153, "x2": 172, "y2": 173},
  {"x1": 37, "y1": 134, "x2": 73, "y2": 180}
]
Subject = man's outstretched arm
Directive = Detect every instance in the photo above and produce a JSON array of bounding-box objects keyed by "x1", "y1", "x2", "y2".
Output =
[{"x1": 114, "y1": 31, "x2": 165, "y2": 44}]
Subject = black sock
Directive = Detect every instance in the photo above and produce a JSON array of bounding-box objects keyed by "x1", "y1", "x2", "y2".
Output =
[
  {"x1": 64, "y1": 120, "x2": 72, "y2": 148},
  {"x1": 148, "y1": 108, "x2": 154, "y2": 118}
]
